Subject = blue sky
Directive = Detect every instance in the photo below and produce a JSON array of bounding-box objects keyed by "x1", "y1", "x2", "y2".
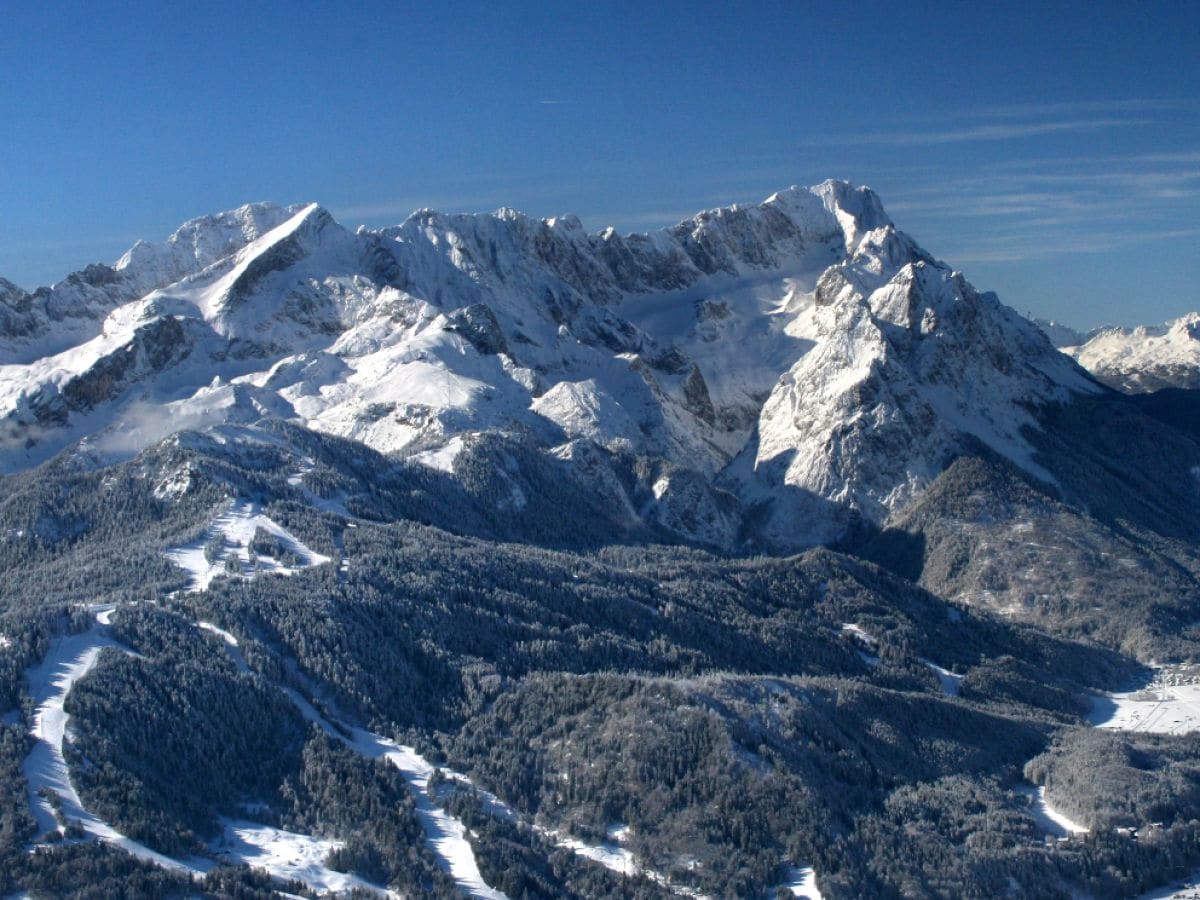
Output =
[{"x1": 1, "y1": 1, "x2": 1197, "y2": 328}]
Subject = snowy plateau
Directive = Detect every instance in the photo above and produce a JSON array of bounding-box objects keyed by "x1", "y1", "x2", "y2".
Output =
[{"x1": 1, "y1": 182, "x2": 1200, "y2": 900}]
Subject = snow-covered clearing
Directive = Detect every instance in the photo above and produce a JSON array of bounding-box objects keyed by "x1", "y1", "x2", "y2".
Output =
[
  {"x1": 767, "y1": 865, "x2": 824, "y2": 899},
  {"x1": 1140, "y1": 869, "x2": 1200, "y2": 899},
  {"x1": 216, "y1": 820, "x2": 391, "y2": 897},
  {"x1": 21, "y1": 607, "x2": 208, "y2": 875},
  {"x1": 165, "y1": 500, "x2": 331, "y2": 591},
  {"x1": 409, "y1": 435, "x2": 465, "y2": 473},
  {"x1": 537, "y1": 822, "x2": 713, "y2": 897},
  {"x1": 1089, "y1": 668, "x2": 1200, "y2": 735},
  {"x1": 546, "y1": 829, "x2": 637, "y2": 877},
  {"x1": 1019, "y1": 785, "x2": 1089, "y2": 839},
  {"x1": 921, "y1": 659, "x2": 963, "y2": 696}
]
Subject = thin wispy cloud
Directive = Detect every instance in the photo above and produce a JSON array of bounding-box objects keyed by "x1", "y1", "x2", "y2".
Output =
[
  {"x1": 538, "y1": 99, "x2": 572, "y2": 105},
  {"x1": 803, "y1": 117, "x2": 1150, "y2": 147},
  {"x1": 582, "y1": 209, "x2": 698, "y2": 230},
  {"x1": 919, "y1": 97, "x2": 1197, "y2": 121},
  {"x1": 945, "y1": 226, "x2": 1200, "y2": 264}
]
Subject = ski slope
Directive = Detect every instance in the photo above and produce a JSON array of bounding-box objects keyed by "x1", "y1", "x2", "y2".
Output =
[
  {"x1": 165, "y1": 501, "x2": 331, "y2": 591},
  {"x1": 274, "y1": 684, "x2": 508, "y2": 900},
  {"x1": 1019, "y1": 785, "x2": 1089, "y2": 839},
  {"x1": 216, "y1": 820, "x2": 392, "y2": 897},
  {"x1": 21, "y1": 607, "x2": 208, "y2": 875}
]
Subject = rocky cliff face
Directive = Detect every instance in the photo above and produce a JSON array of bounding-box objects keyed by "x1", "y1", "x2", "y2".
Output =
[{"x1": 0, "y1": 183, "x2": 1165, "y2": 550}]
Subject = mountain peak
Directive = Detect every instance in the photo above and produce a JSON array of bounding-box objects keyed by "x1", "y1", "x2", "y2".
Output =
[
  {"x1": 812, "y1": 179, "x2": 892, "y2": 250},
  {"x1": 113, "y1": 201, "x2": 309, "y2": 298},
  {"x1": 0, "y1": 182, "x2": 1112, "y2": 551}
]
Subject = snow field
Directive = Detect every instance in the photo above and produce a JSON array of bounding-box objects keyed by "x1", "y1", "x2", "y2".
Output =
[
  {"x1": 409, "y1": 435, "x2": 465, "y2": 473},
  {"x1": 768, "y1": 865, "x2": 824, "y2": 899},
  {"x1": 215, "y1": 820, "x2": 392, "y2": 897},
  {"x1": 165, "y1": 501, "x2": 332, "y2": 591},
  {"x1": 1018, "y1": 785, "x2": 1089, "y2": 839},
  {"x1": 1088, "y1": 679, "x2": 1200, "y2": 735},
  {"x1": 543, "y1": 829, "x2": 638, "y2": 877}
]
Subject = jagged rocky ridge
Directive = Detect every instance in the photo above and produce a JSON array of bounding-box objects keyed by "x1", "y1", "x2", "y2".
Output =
[{"x1": 0, "y1": 181, "x2": 1138, "y2": 552}]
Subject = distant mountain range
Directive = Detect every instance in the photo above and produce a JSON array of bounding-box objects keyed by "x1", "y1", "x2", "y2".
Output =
[{"x1": 1033, "y1": 313, "x2": 1200, "y2": 393}]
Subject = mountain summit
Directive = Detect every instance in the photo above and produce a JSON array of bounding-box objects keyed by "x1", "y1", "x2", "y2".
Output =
[{"x1": 0, "y1": 182, "x2": 1156, "y2": 549}]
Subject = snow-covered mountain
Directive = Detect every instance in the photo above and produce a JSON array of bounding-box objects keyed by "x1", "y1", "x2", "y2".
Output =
[
  {"x1": 4, "y1": 185, "x2": 1200, "y2": 900},
  {"x1": 1060, "y1": 313, "x2": 1200, "y2": 393},
  {"x1": 0, "y1": 183, "x2": 1110, "y2": 547}
]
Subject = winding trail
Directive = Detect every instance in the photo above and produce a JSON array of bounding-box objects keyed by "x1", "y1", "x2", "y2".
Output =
[
  {"x1": 195, "y1": 618, "x2": 506, "y2": 898},
  {"x1": 21, "y1": 607, "x2": 209, "y2": 875},
  {"x1": 279, "y1": 684, "x2": 508, "y2": 900}
]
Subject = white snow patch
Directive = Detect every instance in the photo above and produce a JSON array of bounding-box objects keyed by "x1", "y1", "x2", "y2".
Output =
[
  {"x1": 1088, "y1": 668, "x2": 1200, "y2": 735},
  {"x1": 1019, "y1": 784, "x2": 1088, "y2": 839},
  {"x1": 531, "y1": 379, "x2": 641, "y2": 452},
  {"x1": 768, "y1": 865, "x2": 824, "y2": 899},
  {"x1": 410, "y1": 435, "x2": 465, "y2": 473},
  {"x1": 164, "y1": 501, "x2": 331, "y2": 591},
  {"x1": 539, "y1": 823, "x2": 708, "y2": 896},
  {"x1": 922, "y1": 659, "x2": 963, "y2": 696},
  {"x1": 551, "y1": 832, "x2": 638, "y2": 877},
  {"x1": 840, "y1": 623, "x2": 877, "y2": 646},
  {"x1": 842, "y1": 623, "x2": 881, "y2": 667},
  {"x1": 153, "y1": 468, "x2": 194, "y2": 501},
  {"x1": 216, "y1": 820, "x2": 391, "y2": 897}
]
